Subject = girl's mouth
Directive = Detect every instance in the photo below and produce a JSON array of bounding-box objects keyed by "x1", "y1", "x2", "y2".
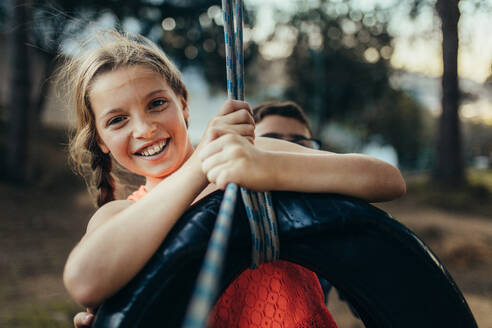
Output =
[{"x1": 134, "y1": 139, "x2": 169, "y2": 158}]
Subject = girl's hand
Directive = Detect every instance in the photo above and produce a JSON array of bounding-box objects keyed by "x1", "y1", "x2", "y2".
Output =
[
  {"x1": 198, "y1": 99, "x2": 255, "y2": 150},
  {"x1": 198, "y1": 134, "x2": 272, "y2": 191},
  {"x1": 73, "y1": 308, "x2": 95, "y2": 328},
  {"x1": 189, "y1": 100, "x2": 254, "y2": 184}
]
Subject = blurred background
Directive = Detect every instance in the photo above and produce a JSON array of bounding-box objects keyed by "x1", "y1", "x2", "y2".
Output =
[{"x1": 0, "y1": 0, "x2": 491, "y2": 327}]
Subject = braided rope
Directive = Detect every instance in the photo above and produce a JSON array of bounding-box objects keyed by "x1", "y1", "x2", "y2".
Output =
[
  {"x1": 182, "y1": 1, "x2": 279, "y2": 326},
  {"x1": 182, "y1": 183, "x2": 238, "y2": 328}
]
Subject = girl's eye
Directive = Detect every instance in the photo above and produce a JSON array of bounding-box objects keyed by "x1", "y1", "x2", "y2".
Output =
[
  {"x1": 108, "y1": 116, "x2": 127, "y2": 126},
  {"x1": 149, "y1": 99, "x2": 167, "y2": 110}
]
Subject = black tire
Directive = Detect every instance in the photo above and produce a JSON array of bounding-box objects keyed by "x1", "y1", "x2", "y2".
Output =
[{"x1": 92, "y1": 191, "x2": 477, "y2": 328}]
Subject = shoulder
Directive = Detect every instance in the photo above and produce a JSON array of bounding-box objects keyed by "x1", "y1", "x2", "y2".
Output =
[{"x1": 86, "y1": 200, "x2": 133, "y2": 235}]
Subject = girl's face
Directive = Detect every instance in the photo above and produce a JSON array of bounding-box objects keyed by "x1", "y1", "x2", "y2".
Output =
[{"x1": 89, "y1": 65, "x2": 193, "y2": 180}]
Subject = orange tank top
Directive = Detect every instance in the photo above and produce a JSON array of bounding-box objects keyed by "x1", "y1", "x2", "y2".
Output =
[{"x1": 128, "y1": 187, "x2": 338, "y2": 328}]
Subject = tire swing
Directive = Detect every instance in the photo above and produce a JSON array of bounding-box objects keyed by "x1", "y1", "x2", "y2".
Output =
[
  {"x1": 92, "y1": 191, "x2": 477, "y2": 328},
  {"x1": 92, "y1": 0, "x2": 477, "y2": 326}
]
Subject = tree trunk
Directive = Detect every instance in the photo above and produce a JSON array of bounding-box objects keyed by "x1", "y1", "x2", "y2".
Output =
[
  {"x1": 433, "y1": 0, "x2": 464, "y2": 186},
  {"x1": 6, "y1": 0, "x2": 31, "y2": 183}
]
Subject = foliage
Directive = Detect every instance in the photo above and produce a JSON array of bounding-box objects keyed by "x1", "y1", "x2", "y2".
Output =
[
  {"x1": 405, "y1": 0, "x2": 492, "y2": 185},
  {"x1": 275, "y1": 0, "x2": 431, "y2": 168},
  {"x1": 283, "y1": 1, "x2": 394, "y2": 121},
  {"x1": 365, "y1": 89, "x2": 433, "y2": 169},
  {"x1": 25, "y1": 0, "x2": 258, "y2": 90}
]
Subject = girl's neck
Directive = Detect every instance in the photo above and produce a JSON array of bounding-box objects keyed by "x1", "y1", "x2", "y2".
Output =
[
  {"x1": 144, "y1": 141, "x2": 195, "y2": 192},
  {"x1": 145, "y1": 176, "x2": 165, "y2": 191}
]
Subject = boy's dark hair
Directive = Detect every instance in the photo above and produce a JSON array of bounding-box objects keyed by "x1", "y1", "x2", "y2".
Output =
[{"x1": 253, "y1": 101, "x2": 312, "y2": 135}]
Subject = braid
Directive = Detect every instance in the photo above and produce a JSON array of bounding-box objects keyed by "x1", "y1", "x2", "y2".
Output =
[{"x1": 89, "y1": 142, "x2": 115, "y2": 207}]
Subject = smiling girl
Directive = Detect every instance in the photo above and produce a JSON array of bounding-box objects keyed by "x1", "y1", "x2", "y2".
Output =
[{"x1": 62, "y1": 31, "x2": 405, "y2": 327}]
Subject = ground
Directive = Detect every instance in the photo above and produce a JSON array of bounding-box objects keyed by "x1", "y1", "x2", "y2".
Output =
[{"x1": 0, "y1": 130, "x2": 491, "y2": 327}]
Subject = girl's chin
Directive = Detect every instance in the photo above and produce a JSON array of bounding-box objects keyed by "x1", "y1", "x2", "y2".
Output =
[
  {"x1": 138, "y1": 163, "x2": 180, "y2": 179},
  {"x1": 139, "y1": 168, "x2": 173, "y2": 179}
]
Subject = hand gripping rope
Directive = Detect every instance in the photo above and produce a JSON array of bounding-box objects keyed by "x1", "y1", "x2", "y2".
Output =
[{"x1": 182, "y1": 1, "x2": 280, "y2": 327}]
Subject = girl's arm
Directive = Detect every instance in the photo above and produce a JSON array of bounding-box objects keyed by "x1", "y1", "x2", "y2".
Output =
[
  {"x1": 198, "y1": 135, "x2": 406, "y2": 202},
  {"x1": 63, "y1": 100, "x2": 254, "y2": 308},
  {"x1": 63, "y1": 155, "x2": 208, "y2": 308}
]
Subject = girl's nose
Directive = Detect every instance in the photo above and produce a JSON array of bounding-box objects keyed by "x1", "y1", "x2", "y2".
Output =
[{"x1": 132, "y1": 117, "x2": 157, "y2": 139}]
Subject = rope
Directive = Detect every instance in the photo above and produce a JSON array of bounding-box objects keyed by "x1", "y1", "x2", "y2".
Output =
[{"x1": 182, "y1": 1, "x2": 279, "y2": 326}]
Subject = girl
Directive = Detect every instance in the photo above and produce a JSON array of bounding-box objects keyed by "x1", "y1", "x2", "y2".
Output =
[{"x1": 63, "y1": 31, "x2": 405, "y2": 327}]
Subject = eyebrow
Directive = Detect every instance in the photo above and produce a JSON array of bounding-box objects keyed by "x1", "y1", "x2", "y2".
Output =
[
  {"x1": 145, "y1": 89, "x2": 168, "y2": 99},
  {"x1": 100, "y1": 89, "x2": 169, "y2": 119}
]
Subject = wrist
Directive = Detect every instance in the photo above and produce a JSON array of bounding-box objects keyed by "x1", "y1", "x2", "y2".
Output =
[
  {"x1": 188, "y1": 152, "x2": 209, "y2": 187},
  {"x1": 257, "y1": 149, "x2": 280, "y2": 191}
]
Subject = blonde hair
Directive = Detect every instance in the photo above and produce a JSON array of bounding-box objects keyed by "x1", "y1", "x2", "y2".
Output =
[{"x1": 58, "y1": 31, "x2": 188, "y2": 207}]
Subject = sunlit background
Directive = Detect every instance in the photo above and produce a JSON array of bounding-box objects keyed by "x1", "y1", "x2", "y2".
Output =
[{"x1": 0, "y1": 0, "x2": 491, "y2": 327}]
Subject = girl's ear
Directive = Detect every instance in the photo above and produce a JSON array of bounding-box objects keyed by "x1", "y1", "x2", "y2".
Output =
[{"x1": 180, "y1": 96, "x2": 189, "y2": 119}]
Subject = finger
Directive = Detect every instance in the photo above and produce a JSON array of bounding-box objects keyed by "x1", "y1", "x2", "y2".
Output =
[
  {"x1": 198, "y1": 136, "x2": 225, "y2": 162},
  {"x1": 218, "y1": 99, "x2": 251, "y2": 116},
  {"x1": 199, "y1": 134, "x2": 242, "y2": 161},
  {"x1": 222, "y1": 108, "x2": 255, "y2": 126},
  {"x1": 201, "y1": 149, "x2": 229, "y2": 174},
  {"x1": 206, "y1": 162, "x2": 230, "y2": 188},
  {"x1": 74, "y1": 312, "x2": 94, "y2": 328},
  {"x1": 230, "y1": 123, "x2": 255, "y2": 139},
  {"x1": 245, "y1": 135, "x2": 254, "y2": 145},
  {"x1": 205, "y1": 124, "x2": 254, "y2": 145}
]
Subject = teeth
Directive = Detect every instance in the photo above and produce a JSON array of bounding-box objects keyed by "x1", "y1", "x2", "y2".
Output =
[{"x1": 139, "y1": 140, "x2": 167, "y2": 157}]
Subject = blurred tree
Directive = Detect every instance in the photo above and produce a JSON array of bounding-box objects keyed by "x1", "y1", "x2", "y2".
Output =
[
  {"x1": 434, "y1": 0, "x2": 464, "y2": 185},
  {"x1": 0, "y1": 0, "x2": 258, "y2": 130},
  {"x1": 408, "y1": 0, "x2": 490, "y2": 185},
  {"x1": 283, "y1": 1, "x2": 394, "y2": 127},
  {"x1": 278, "y1": 0, "x2": 490, "y2": 174},
  {"x1": 5, "y1": 0, "x2": 32, "y2": 182},
  {"x1": 366, "y1": 89, "x2": 430, "y2": 169},
  {"x1": 275, "y1": 1, "x2": 428, "y2": 167},
  {"x1": 1, "y1": 0, "x2": 258, "y2": 182},
  {"x1": 28, "y1": 0, "x2": 244, "y2": 119}
]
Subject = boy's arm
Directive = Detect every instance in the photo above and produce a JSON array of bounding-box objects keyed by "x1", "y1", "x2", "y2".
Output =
[
  {"x1": 199, "y1": 135, "x2": 406, "y2": 202},
  {"x1": 256, "y1": 136, "x2": 406, "y2": 202}
]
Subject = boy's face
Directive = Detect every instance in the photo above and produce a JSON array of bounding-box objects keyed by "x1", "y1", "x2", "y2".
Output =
[
  {"x1": 255, "y1": 115, "x2": 317, "y2": 149},
  {"x1": 88, "y1": 65, "x2": 193, "y2": 179}
]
